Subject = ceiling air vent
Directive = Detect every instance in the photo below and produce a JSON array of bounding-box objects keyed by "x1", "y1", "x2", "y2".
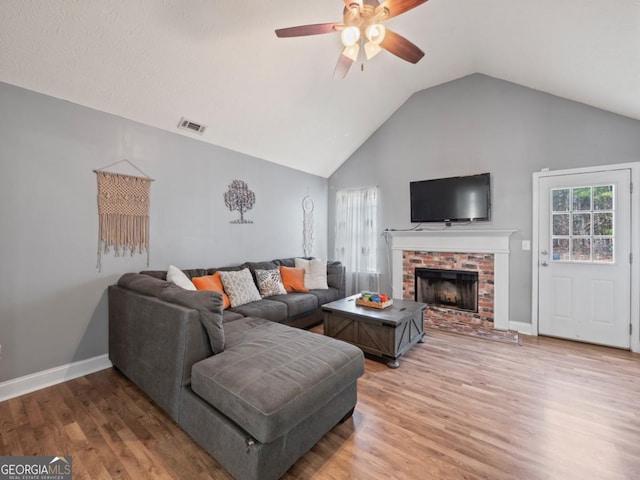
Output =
[{"x1": 177, "y1": 117, "x2": 207, "y2": 135}]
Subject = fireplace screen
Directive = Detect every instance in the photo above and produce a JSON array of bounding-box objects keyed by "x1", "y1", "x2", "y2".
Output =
[{"x1": 415, "y1": 268, "x2": 479, "y2": 312}]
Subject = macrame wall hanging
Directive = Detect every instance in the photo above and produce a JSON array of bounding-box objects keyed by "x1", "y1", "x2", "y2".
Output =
[
  {"x1": 302, "y1": 190, "x2": 314, "y2": 257},
  {"x1": 95, "y1": 160, "x2": 153, "y2": 271}
]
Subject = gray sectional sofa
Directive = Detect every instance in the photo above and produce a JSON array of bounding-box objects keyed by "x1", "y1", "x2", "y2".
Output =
[
  {"x1": 108, "y1": 258, "x2": 364, "y2": 480},
  {"x1": 140, "y1": 257, "x2": 346, "y2": 329}
]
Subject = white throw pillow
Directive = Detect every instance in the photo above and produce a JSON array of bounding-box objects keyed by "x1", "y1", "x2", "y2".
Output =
[
  {"x1": 167, "y1": 265, "x2": 196, "y2": 290},
  {"x1": 218, "y1": 268, "x2": 262, "y2": 307},
  {"x1": 295, "y1": 258, "x2": 328, "y2": 290},
  {"x1": 255, "y1": 269, "x2": 287, "y2": 298}
]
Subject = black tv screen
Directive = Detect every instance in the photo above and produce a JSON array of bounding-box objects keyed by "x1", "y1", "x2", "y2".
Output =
[{"x1": 410, "y1": 173, "x2": 491, "y2": 223}]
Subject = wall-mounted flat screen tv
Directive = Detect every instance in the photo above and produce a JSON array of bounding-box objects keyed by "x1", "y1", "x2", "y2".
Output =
[{"x1": 410, "y1": 173, "x2": 491, "y2": 223}]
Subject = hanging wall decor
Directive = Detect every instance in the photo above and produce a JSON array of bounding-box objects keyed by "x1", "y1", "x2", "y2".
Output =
[
  {"x1": 95, "y1": 160, "x2": 152, "y2": 271},
  {"x1": 224, "y1": 179, "x2": 255, "y2": 224},
  {"x1": 302, "y1": 190, "x2": 314, "y2": 257}
]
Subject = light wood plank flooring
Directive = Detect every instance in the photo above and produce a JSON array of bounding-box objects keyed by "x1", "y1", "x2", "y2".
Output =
[{"x1": 1, "y1": 329, "x2": 639, "y2": 479}]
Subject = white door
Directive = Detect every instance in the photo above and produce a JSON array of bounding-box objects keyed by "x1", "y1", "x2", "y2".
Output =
[{"x1": 538, "y1": 169, "x2": 631, "y2": 348}]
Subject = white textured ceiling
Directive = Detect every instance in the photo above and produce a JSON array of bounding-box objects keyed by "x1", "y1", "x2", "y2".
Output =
[{"x1": 1, "y1": 0, "x2": 639, "y2": 177}]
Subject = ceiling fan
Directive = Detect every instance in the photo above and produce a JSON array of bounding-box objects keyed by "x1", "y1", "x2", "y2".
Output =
[{"x1": 275, "y1": 0, "x2": 428, "y2": 78}]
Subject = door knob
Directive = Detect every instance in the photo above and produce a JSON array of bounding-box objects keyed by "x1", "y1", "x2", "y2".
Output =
[
  {"x1": 541, "y1": 250, "x2": 548, "y2": 255},
  {"x1": 541, "y1": 261, "x2": 549, "y2": 266}
]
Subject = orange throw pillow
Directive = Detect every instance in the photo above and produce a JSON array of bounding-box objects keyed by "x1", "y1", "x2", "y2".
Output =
[
  {"x1": 279, "y1": 266, "x2": 309, "y2": 293},
  {"x1": 192, "y1": 272, "x2": 231, "y2": 309}
]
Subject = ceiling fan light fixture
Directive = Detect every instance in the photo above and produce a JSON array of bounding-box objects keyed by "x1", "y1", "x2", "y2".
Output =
[
  {"x1": 275, "y1": 0, "x2": 428, "y2": 77},
  {"x1": 364, "y1": 41, "x2": 382, "y2": 59},
  {"x1": 365, "y1": 23, "x2": 386, "y2": 44},
  {"x1": 340, "y1": 26, "x2": 360, "y2": 47},
  {"x1": 343, "y1": 43, "x2": 360, "y2": 61}
]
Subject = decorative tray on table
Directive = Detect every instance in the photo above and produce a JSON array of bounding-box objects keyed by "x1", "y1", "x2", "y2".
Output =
[{"x1": 355, "y1": 293, "x2": 393, "y2": 309}]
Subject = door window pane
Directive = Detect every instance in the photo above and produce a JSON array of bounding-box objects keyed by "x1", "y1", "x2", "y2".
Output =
[
  {"x1": 572, "y1": 238, "x2": 592, "y2": 261},
  {"x1": 552, "y1": 189, "x2": 570, "y2": 212},
  {"x1": 593, "y1": 185, "x2": 613, "y2": 210},
  {"x1": 553, "y1": 214, "x2": 570, "y2": 235},
  {"x1": 573, "y1": 187, "x2": 592, "y2": 211},
  {"x1": 572, "y1": 213, "x2": 591, "y2": 236},
  {"x1": 550, "y1": 185, "x2": 614, "y2": 264},
  {"x1": 594, "y1": 239, "x2": 614, "y2": 262},
  {"x1": 594, "y1": 212, "x2": 613, "y2": 236},
  {"x1": 553, "y1": 238, "x2": 570, "y2": 261}
]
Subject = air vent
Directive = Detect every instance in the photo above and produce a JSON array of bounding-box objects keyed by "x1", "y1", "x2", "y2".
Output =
[{"x1": 177, "y1": 117, "x2": 206, "y2": 135}]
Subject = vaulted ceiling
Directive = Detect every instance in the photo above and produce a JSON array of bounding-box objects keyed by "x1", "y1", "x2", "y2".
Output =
[{"x1": 1, "y1": 0, "x2": 638, "y2": 177}]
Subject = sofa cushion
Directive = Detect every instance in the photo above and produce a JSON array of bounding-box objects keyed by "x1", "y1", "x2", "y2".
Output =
[
  {"x1": 222, "y1": 310, "x2": 245, "y2": 323},
  {"x1": 326, "y1": 261, "x2": 344, "y2": 291},
  {"x1": 228, "y1": 299, "x2": 288, "y2": 322},
  {"x1": 308, "y1": 287, "x2": 342, "y2": 305},
  {"x1": 255, "y1": 269, "x2": 287, "y2": 298},
  {"x1": 267, "y1": 293, "x2": 318, "y2": 317},
  {"x1": 160, "y1": 285, "x2": 225, "y2": 354},
  {"x1": 295, "y1": 258, "x2": 329, "y2": 290},
  {"x1": 191, "y1": 317, "x2": 364, "y2": 444},
  {"x1": 243, "y1": 261, "x2": 278, "y2": 280},
  {"x1": 118, "y1": 272, "x2": 170, "y2": 298},
  {"x1": 141, "y1": 268, "x2": 211, "y2": 281},
  {"x1": 272, "y1": 257, "x2": 298, "y2": 268},
  {"x1": 139, "y1": 270, "x2": 168, "y2": 280},
  {"x1": 207, "y1": 265, "x2": 244, "y2": 275},
  {"x1": 219, "y1": 268, "x2": 262, "y2": 307}
]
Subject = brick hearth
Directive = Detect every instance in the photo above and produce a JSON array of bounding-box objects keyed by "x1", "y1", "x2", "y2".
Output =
[{"x1": 403, "y1": 251, "x2": 495, "y2": 332}]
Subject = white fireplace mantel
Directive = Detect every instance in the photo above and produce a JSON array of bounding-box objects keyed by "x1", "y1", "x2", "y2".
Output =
[{"x1": 389, "y1": 229, "x2": 516, "y2": 330}]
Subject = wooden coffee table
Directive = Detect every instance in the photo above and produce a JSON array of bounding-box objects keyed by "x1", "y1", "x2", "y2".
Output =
[{"x1": 322, "y1": 295, "x2": 426, "y2": 368}]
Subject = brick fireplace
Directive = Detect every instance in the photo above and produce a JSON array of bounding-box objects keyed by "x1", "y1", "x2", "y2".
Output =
[
  {"x1": 390, "y1": 230, "x2": 515, "y2": 332},
  {"x1": 405, "y1": 251, "x2": 494, "y2": 332},
  {"x1": 414, "y1": 267, "x2": 479, "y2": 312}
]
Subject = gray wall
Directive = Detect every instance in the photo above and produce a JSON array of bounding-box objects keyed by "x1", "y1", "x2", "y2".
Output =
[
  {"x1": 329, "y1": 73, "x2": 640, "y2": 326},
  {"x1": 0, "y1": 82, "x2": 328, "y2": 383}
]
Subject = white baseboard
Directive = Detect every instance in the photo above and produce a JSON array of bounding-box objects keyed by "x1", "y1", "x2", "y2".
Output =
[
  {"x1": 0, "y1": 354, "x2": 113, "y2": 402},
  {"x1": 509, "y1": 321, "x2": 534, "y2": 336}
]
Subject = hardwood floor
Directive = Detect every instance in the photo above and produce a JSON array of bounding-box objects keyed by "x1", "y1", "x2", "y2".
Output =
[{"x1": 2, "y1": 330, "x2": 640, "y2": 479}]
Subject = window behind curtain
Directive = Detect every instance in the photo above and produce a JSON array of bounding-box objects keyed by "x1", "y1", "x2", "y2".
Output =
[{"x1": 334, "y1": 186, "x2": 378, "y2": 295}]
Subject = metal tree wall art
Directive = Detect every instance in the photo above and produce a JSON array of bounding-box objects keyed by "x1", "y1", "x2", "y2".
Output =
[{"x1": 224, "y1": 179, "x2": 255, "y2": 224}]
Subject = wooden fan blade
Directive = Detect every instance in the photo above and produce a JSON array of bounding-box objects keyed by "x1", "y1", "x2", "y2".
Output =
[
  {"x1": 380, "y1": 29, "x2": 424, "y2": 63},
  {"x1": 275, "y1": 23, "x2": 341, "y2": 38},
  {"x1": 378, "y1": 0, "x2": 429, "y2": 19},
  {"x1": 333, "y1": 53, "x2": 355, "y2": 79}
]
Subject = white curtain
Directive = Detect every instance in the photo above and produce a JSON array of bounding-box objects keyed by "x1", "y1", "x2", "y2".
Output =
[{"x1": 334, "y1": 187, "x2": 379, "y2": 295}]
